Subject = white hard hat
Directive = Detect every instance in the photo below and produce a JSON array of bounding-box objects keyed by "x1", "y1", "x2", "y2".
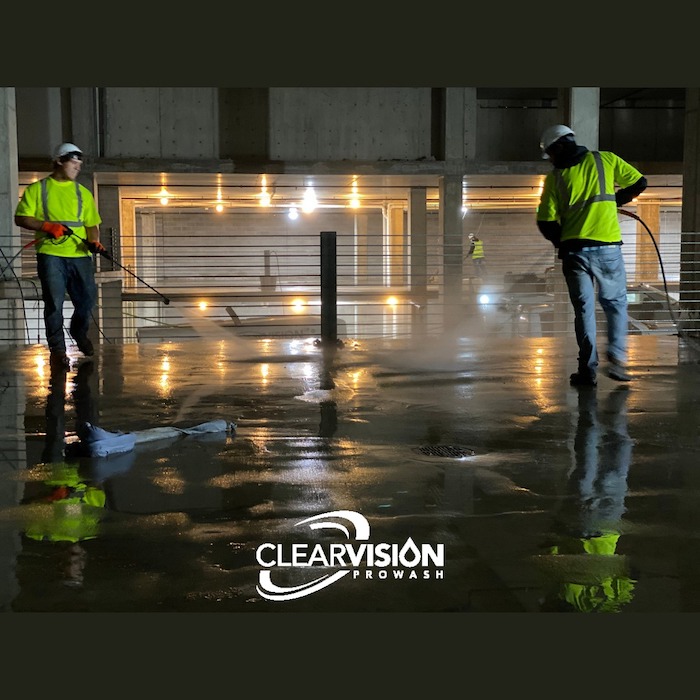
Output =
[
  {"x1": 53, "y1": 142, "x2": 83, "y2": 161},
  {"x1": 539, "y1": 125, "x2": 575, "y2": 159}
]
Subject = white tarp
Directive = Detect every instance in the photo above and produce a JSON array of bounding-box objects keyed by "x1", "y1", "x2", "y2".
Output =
[{"x1": 77, "y1": 420, "x2": 235, "y2": 457}]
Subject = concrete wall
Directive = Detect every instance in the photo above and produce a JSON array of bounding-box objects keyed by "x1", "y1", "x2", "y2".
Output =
[
  {"x1": 103, "y1": 88, "x2": 219, "y2": 159},
  {"x1": 268, "y1": 87, "x2": 433, "y2": 161},
  {"x1": 14, "y1": 88, "x2": 686, "y2": 163}
]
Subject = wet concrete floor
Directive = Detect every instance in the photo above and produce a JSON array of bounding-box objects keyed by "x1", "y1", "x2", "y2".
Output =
[{"x1": 1, "y1": 332, "x2": 699, "y2": 612}]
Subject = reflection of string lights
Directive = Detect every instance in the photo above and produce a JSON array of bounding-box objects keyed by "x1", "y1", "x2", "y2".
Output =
[
  {"x1": 159, "y1": 355, "x2": 171, "y2": 393},
  {"x1": 350, "y1": 369, "x2": 364, "y2": 387},
  {"x1": 386, "y1": 296, "x2": 398, "y2": 308},
  {"x1": 291, "y1": 298, "x2": 305, "y2": 313},
  {"x1": 260, "y1": 363, "x2": 269, "y2": 385},
  {"x1": 288, "y1": 206, "x2": 299, "y2": 220},
  {"x1": 36, "y1": 354, "x2": 46, "y2": 381},
  {"x1": 198, "y1": 301, "x2": 208, "y2": 311}
]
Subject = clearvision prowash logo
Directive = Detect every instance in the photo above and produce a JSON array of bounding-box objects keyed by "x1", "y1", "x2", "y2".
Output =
[{"x1": 255, "y1": 510, "x2": 445, "y2": 601}]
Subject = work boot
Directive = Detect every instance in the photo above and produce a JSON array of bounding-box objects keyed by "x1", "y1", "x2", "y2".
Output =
[
  {"x1": 569, "y1": 371, "x2": 597, "y2": 387},
  {"x1": 606, "y1": 354, "x2": 632, "y2": 382},
  {"x1": 72, "y1": 334, "x2": 94, "y2": 357},
  {"x1": 49, "y1": 349, "x2": 71, "y2": 371}
]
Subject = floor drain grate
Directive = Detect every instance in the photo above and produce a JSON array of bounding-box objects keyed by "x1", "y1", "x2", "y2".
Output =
[{"x1": 414, "y1": 444, "x2": 475, "y2": 458}]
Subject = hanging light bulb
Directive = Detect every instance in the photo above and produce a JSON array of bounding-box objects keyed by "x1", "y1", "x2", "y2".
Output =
[{"x1": 215, "y1": 186, "x2": 224, "y2": 212}]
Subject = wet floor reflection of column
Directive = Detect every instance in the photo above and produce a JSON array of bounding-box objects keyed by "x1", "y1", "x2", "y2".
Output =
[{"x1": 0, "y1": 367, "x2": 26, "y2": 610}]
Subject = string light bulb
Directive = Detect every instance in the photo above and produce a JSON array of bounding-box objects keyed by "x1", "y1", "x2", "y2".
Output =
[
  {"x1": 301, "y1": 186, "x2": 317, "y2": 213},
  {"x1": 158, "y1": 186, "x2": 170, "y2": 206},
  {"x1": 349, "y1": 178, "x2": 360, "y2": 208}
]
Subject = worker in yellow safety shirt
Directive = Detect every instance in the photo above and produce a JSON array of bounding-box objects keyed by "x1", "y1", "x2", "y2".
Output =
[
  {"x1": 539, "y1": 532, "x2": 636, "y2": 612},
  {"x1": 539, "y1": 386, "x2": 636, "y2": 612},
  {"x1": 21, "y1": 357, "x2": 107, "y2": 587},
  {"x1": 466, "y1": 233, "x2": 486, "y2": 278},
  {"x1": 24, "y1": 461, "x2": 106, "y2": 544}
]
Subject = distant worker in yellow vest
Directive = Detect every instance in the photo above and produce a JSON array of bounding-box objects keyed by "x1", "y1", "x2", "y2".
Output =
[
  {"x1": 536, "y1": 125, "x2": 647, "y2": 387},
  {"x1": 466, "y1": 233, "x2": 485, "y2": 278}
]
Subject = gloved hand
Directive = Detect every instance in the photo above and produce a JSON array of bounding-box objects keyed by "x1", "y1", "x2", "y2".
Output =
[
  {"x1": 40, "y1": 222, "x2": 72, "y2": 239},
  {"x1": 86, "y1": 240, "x2": 107, "y2": 255}
]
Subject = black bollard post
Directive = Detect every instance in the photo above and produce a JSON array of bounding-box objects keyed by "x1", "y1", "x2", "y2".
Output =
[{"x1": 320, "y1": 231, "x2": 338, "y2": 346}]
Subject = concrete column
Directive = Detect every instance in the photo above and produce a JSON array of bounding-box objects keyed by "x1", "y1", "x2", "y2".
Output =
[
  {"x1": 387, "y1": 204, "x2": 406, "y2": 286},
  {"x1": 439, "y1": 174, "x2": 464, "y2": 330},
  {"x1": 558, "y1": 87, "x2": 600, "y2": 150},
  {"x1": 444, "y1": 88, "x2": 477, "y2": 161},
  {"x1": 408, "y1": 187, "x2": 428, "y2": 336},
  {"x1": 0, "y1": 87, "x2": 23, "y2": 346},
  {"x1": 550, "y1": 87, "x2": 602, "y2": 338},
  {"x1": 70, "y1": 88, "x2": 100, "y2": 158},
  {"x1": 635, "y1": 202, "x2": 661, "y2": 283},
  {"x1": 0, "y1": 367, "x2": 25, "y2": 610},
  {"x1": 680, "y1": 88, "x2": 700, "y2": 341},
  {"x1": 98, "y1": 278, "x2": 124, "y2": 344},
  {"x1": 354, "y1": 214, "x2": 370, "y2": 285}
]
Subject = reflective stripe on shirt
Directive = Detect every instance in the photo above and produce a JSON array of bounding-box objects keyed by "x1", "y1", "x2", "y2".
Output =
[
  {"x1": 553, "y1": 152, "x2": 617, "y2": 216},
  {"x1": 41, "y1": 178, "x2": 84, "y2": 228}
]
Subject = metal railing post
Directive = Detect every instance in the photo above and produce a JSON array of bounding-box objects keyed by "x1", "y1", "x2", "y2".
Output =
[{"x1": 320, "y1": 231, "x2": 337, "y2": 345}]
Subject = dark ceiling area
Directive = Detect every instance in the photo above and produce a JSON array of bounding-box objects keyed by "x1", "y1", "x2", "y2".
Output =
[{"x1": 476, "y1": 87, "x2": 686, "y2": 105}]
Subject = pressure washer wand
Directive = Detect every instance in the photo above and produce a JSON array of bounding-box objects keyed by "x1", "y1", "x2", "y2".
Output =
[{"x1": 93, "y1": 247, "x2": 170, "y2": 305}]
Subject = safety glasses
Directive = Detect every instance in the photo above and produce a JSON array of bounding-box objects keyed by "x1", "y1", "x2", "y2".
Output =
[{"x1": 59, "y1": 152, "x2": 83, "y2": 162}]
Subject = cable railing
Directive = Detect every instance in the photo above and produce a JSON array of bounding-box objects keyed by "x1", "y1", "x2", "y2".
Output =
[{"x1": 3, "y1": 214, "x2": 700, "y2": 349}]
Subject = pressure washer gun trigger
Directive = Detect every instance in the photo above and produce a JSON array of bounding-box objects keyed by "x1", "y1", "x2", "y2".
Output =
[
  {"x1": 40, "y1": 222, "x2": 73, "y2": 240},
  {"x1": 86, "y1": 240, "x2": 110, "y2": 258}
]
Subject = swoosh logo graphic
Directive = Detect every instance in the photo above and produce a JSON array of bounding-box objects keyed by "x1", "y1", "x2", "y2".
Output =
[{"x1": 256, "y1": 510, "x2": 371, "y2": 601}]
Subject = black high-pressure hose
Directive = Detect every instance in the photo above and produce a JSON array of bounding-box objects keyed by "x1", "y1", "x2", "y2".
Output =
[
  {"x1": 0, "y1": 239, "x2": 39, "y2": 277},
  {"x1": 618, "y1": 208, "x2": 694, "y2": 346},
  {"x1": 2, "y1": 233, "x2": 171, "y2": 305}
]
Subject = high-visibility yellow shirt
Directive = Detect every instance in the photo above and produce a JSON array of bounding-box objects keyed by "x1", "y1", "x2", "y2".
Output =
[
  {"x1": 15, "y1": 176, "x2": 102, "y2": 258},
  {"x1": 536, "y1": 151, "x2": 643, "y2": 244}
]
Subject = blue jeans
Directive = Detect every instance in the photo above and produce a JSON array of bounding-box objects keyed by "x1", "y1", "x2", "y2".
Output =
[
  {"x1": 562, "y1": 245, "x2": 628, "y2": 377},
  {"x1": 37, "y1": 254, "x2": 97, "y2": 352}
]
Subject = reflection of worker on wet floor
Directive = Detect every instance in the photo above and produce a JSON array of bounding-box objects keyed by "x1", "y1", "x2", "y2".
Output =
[
  {"x1": 466, "y1": 234, "x2": 486, "y2": 278},
  {"x1": 539, "y1": 386, "x2": 636, "y2": 612},
  {"x1": 22, "y1": 360, "x2": 106, "y2": 588}
]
